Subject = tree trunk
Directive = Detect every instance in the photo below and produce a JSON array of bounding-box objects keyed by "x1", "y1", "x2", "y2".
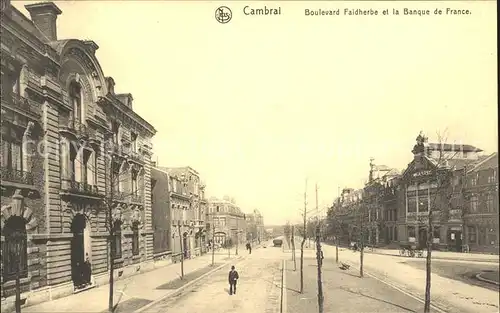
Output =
[
  {"x1": 316, "y1": 225, "x2": 324, "y2": 313},
  {"x1": 335, "y1": 237, "x2": 339, "y2": 264},
  {"x1": 424, "y1": 211, "x2": 433, "y2": 312},
  {"x1": 360, "y1": 209, "x2": 364, "y2": 278},
  {"x1": 211, "y1": 226, "x2": 215, "y2": 266},
  {"x1": 360, "y1": 238, "x2": 364, "y2": 278},
  {"x1": 179, "y1": 225, "x2": 184, "y2": 279},
  {"x1": 292, "y1": 226, "x2": 297, "y2": 271},
  {"x1": 108, "y1": 210, "x2": 115, "y2": 313},
  {"x1": 300, "y1": 237, "x2": 305, "y2": 293}
]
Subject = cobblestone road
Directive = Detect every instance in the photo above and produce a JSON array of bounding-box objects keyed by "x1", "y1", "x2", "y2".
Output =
[{"x1": 142, "y1": 245, "x2": 284, "y2": 313}]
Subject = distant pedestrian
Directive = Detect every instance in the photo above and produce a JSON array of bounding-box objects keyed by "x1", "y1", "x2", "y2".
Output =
[
  {"x1": 246, "y1": 242, "x2": 252, "y2": 254},
  {"x1": 228, "y1": 265, "x2": 239, "y2": 295}
]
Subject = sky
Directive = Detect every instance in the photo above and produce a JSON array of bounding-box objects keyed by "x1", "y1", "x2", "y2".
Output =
[{"x1": 14, "y1": 1, "x2": 498, "y2": 225}]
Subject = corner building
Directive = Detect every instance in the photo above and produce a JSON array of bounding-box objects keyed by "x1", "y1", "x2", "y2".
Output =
[{"x1": 1, "y1": 1, "x2": 156, "y2": 309}]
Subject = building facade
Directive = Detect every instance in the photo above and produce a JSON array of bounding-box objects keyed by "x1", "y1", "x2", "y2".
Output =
[
  {"x1": 150, "y1": 166, "x2": 207, "y2": 261},
  {"x1": 245, "y1": 209, "x2": 265, "y2": 244},
  {"x1": 328, "y1": 132, "x2": 498, "y2": 254},
  {"x1": 207, "y1": 197, "x2": 246, "y2": 247},
  {"x1": 1, "y1": 2, "x2": 156, "y2": 309},
  {"x1": 463, "y1": 153, "x2": 498, "y2": 253}
]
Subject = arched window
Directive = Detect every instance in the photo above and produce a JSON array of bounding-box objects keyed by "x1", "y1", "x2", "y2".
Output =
[
  {"x1": 112, "y1": 220, "x2": 122, "y2": 259},
  {"x1": 132, "y1": 222, "x2": 140, "y2": 256},
  {"x1": 69, "y1": 81, "x2": 82, "y2": 123},
  {"x1": 2, "y1": 216, "x2": 28, "y2": 282}
]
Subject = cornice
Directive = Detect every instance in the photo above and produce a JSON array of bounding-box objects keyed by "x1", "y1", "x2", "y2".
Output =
[{"x1": 97, "y1": 95, "x2": 156, "y2": 136}]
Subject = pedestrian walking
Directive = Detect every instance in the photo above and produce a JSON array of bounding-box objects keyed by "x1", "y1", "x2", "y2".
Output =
[{"x1": 228, "y1": 265, "x2": 239, "y2": 295}]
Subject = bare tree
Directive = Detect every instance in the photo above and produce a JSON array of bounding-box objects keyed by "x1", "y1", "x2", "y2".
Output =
[
  {"x1": 326, "y1": 206, "x2": 340, "y2": 263},
  {"x1": 300, "y1": 179, "x2": 308, "y2": 294},
  {"x1": 421, "y1": 131, "x2": 463, "y2": 312},
  {"x1": 357, "y1": 200, "x2": 367, "y2": 277},
  {"x1": 291, "y1": 225, "x2": 297, "y2": 271},
  {"x1": 284, "y1": 221, "x2": 291, "y2": 249},
  {"x1": 101, "y1": 140, "x2": 146, "y2": 313}
]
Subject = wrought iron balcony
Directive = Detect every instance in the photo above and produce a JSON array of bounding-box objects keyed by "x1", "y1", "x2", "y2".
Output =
[
  {"x1": 131, "y1": 193, "x2": 143, "y2": 204},
  {"x1": 127, "y1": 151, "x2": 144, "y2": 164},
  {"x1": 59, "y1": 119, "x2": 89, "y2": 139},
  {"x1": 112, "y1": 190, "x2": 127, "y2": 201},
  {"x1": 1, "y1": 93, "x2": 42, "y2": 119},
  {"x1": 0, "y1": 167, "x2": 34, "y2": 185},
  {"x1": 61, "y1": 179, "x2": 99, "y2": 196}
]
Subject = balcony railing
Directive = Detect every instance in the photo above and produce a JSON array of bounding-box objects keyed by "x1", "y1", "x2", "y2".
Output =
[
  {"x1": 1, "y1": 93, "x2": 42, "y2": 118},
  {"x1": 59, "y1": 119, "x2": 89, "y2": 139},
  {"x1": 111, "y1": 190, "x2": 142, "y2": 203},
  {"x1": 0, "y1": 167, "x2": 34, "y2": 185},
  {"x1": 131, "y1": 193, "x2": 143, "y2": 204},
  {"x1": 128, "y1": 151, "x2": 144, "y2": 164},
  {"x1": 112, "y1": 190, "x2": 127, "y2": 201},
  {"x1": 61, "y1": 179, "x2": 99, "y2": 195}
]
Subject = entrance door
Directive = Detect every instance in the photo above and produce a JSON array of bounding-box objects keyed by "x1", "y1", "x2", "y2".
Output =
[
  {"x1": 71, "y1": 214, "x2": 86, "y2": 289},
  {"x1": 448, "y1": 230, "x2": 463, "y2": 252},
  {"x1": 418, "y1": 226, "x2": 428, "y2": 249}
]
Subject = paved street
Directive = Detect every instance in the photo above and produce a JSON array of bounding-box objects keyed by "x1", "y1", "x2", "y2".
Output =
[
  {"x1": 403, "y1": 259, "x2": 500, "y2": 291},
  {"x1": 285, "y1": 257, "x2": 439, "y2": 313},
  {"x1": 141, "y1": 241, "x2": 284, "y2": 313},
  {"x1": 320, "y1": 244, "x2": 500, "y2": 313},
  {"x1": 21, "y1": 252, "x2": 241, "y2": 313}
]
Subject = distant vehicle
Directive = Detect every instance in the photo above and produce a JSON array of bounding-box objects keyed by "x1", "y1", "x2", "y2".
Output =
[{"x1": 273, "y1": 239, "x2": 283, "y2": 247}]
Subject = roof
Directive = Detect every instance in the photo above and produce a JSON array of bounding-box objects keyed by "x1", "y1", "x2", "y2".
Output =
[
  {"x1": 427, "y1": 143, "x2": 483, "y2": 153},
  {"x1": 467, "y1": 152, "x2": 498, "y2": 173},
  {"x1": 373, "y1": 164, "x2": 391, "y2": 171}
]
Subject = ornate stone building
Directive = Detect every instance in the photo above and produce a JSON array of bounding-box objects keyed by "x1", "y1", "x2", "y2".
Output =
[
  {"x1": 328, "y1": 133, "x2": 497, "y2": 253},
  {"x1": 399, "y1": 132, "x2": 485, "y2": 251},
  {"x1": 151, "y1": 166, "x2": 207, "y2": 261},
  {"x1": 1, "y1": 2, "x2": 156, "y2": 309},
  {"x1": 207, "y1": 196, "x2": 246, "y2": 247},
  {"x1": 463, "y1": 152, "x2": 498, "y2": 253},
  {"x1": 245, "y1": 209, "x2": 265, "y2": 243}
]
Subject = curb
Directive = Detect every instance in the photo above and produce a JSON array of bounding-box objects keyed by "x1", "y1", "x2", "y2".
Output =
[
  {"x1": 281, "y1": 259, "x2": 287, "y2": 313},
  {"x1": 341, "y1": 260, "x2": 449, "y2": 313},
  {"x1": 133, "y1": 256, "x2": 245, "y2": 313},
  {"x1": 475, "y1": 273, "x2": 500, "y2": 286}
]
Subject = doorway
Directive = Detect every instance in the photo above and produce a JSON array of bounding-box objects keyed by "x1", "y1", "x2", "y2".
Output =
[
  {"x1": 418, "y1": 226, "x2": 428, "y2": 249},
  {"x1": 71, "y1": 214, "x2": 91, "y2": 289},
  {"x1": 447, "y1": 229, "x2": 463, "y2": 252}
]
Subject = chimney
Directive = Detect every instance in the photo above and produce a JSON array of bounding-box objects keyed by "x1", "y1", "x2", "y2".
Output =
[
  {"x1": 25, "y1": 2, "x2": 62, "y2": 42},
  {"x1": 116, "y1": 93, "x2": 133, "y2": 109}
]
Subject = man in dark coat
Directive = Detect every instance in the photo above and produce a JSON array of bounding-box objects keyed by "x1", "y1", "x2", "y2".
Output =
[{"x1": 228, "y1": 265, "x2": 239, "y2": 295}]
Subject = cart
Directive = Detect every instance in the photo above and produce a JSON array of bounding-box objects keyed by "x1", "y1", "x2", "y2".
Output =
[{"x1": 399, "y1": 243, "x2": 425, "y2": 258}]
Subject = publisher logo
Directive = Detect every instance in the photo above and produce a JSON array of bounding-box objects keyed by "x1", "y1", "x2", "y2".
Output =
[{"x1": 215, "y1": 6, "x2": 232, "y2": 24}]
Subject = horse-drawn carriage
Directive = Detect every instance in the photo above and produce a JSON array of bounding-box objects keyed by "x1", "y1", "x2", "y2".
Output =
[{"x1": 399, "y1": 243, "x2": 425, "y2": 258}]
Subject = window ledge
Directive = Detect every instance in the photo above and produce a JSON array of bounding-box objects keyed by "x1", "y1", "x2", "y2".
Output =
[{"x1": 132, "y1": 255, "x2": 140, "y2": 260}]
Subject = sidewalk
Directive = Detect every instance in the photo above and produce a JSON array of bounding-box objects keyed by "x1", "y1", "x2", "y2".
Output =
[
  {"x1": 21, "y1": 252, "x2": 242, "y2": 313},
  {"x1": 365, "y1": 246, "x2": 499, "y2": 263},
  {"x1": 324, "y1": 245, "x2": 500, "y2": 313}
]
